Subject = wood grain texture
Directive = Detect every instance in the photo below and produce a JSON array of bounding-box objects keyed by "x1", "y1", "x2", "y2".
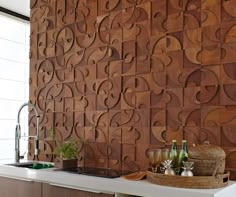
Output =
[{"x1": 29, "y1": 0, "x2": 236, "y2": 174}]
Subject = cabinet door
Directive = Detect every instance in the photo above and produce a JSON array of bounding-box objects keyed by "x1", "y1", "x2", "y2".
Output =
[
  {"x1": 42, "y1": 183, "x2": 114, "y2": 197},
  {"x1": 0, "y1": 176, "x2": 41, "y2": 197}
]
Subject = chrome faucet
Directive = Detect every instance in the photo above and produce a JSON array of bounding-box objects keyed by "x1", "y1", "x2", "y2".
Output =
[{"x1": 15, "y1": 102, "x2": 40, "y2": 163}]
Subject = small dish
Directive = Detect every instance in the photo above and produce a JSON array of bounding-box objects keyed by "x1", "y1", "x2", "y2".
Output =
[{"x1": 121, "y1": 171, "x2": 146, "y2": 181}]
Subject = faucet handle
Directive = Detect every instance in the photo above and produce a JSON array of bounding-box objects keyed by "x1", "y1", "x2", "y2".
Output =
[{"x1": 19, "y1": 155, "x2": 24, "y2": 160}]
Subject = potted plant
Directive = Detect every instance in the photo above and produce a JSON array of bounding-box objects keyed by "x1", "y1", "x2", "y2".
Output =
[
  {"x1": 54, "y1": 139, "x2": 80, "y2": 169},
  {"x1": 46, "y1": 127, "x2": 82, "y2": 169}
]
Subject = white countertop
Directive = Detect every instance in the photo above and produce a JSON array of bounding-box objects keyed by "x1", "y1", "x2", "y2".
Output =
[{"x1": 0, "y1": 163, "x2": 235, "y2": 197}]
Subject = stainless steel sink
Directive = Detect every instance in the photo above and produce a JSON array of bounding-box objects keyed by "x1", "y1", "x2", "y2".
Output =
[{"x1": 6, "y1": 162, "x2": 54, "y2": 169}]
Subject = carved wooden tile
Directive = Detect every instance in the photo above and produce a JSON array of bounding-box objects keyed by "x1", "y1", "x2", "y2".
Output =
[
  {"x1": 150, "y1": 90, "x2": 166, "y2": 108},
  {"x1": 97, "y1": 94, "x2": 109, "y2": 110},
  {"x1": 108, "y1": 142, "x2": 122, "y2": 170},
  {"x1": 122, "y1": 75, "x2": 135, "y2": 93},
  {"x1": 96, "y1": 111, "x2": 109, "y2": 127},
  {"x1": 109, "y1": 127, "x2": 122, "y2": 143},
  {"x1": 222, "y1": 0, "x2": 236, "y2": 22},
  {"x1": 121, "y1": 127, "x2": 137, "y2": 144},
  {"x1": 166, "y1": 33, "x2": 182, "y2": 51},
  {"x1": 184, "y1": 10, "x2": 201, "y2": 30},
  {"x1": 134, "y1": 75, "x2": 149, "y2": 92},
  {"x1": 106, "y1": 92, "x2": 121, "y2": 110},
  {"x1": 74, "y1": 112, "x2": 85, "y2": 127},
  {"x1": 222, "y1": 126, "x2": 236, "y2": 146},
  {"x1": 109, "y1": 60, "x2": 122, "y2": 78},
  {"x1": 123, "y1": 23, "x2": 136, "y2": 42},
  {"x1": 63, "y1": 112, "x2": 74, "y2": 127},
  {"x1": 202, "y1": 26, "x2": 220, "y2": 47},
  {"x1": 201, "y1": 65, "x2": 220, "y2": 86},
  {"x1": 39, "y1": 112, "x2": 54, "y2": 128},
  {"x1": 166, "y1": 88, "x2": 183, "y2": 107},
  {"x1": 183, "y1": 28, "x2": 201, "y2": 49},
  {"x1": 166, "y1": 107, "x2": 183, "y2": 128},
  {"x1": 166, "y1": 50, "x2": 184, "y2": 88},
  {"x1": 134, "y1": 109, "x2": 150, "y2": 127},
  {"x1": 84, "y1": 142, "x2": 108, "y2": 168},
  {"x1": 148, "y1": 72, "x2": 166, "y2": 89},
  {"x1": 202, "y1": 0, "x2": 221, "y2": 9},
  {"x1": 183, "y1": 126, "x2": 201, "y2": 145},
  {"x1": 121, "y1": 144, "x2": 136, "y2": 168},
  {"x1": 135, "y1": 145, "x2": 149, "y2": 169},
  {"x1": 184, "y1": 87, "x2": 200, "y2": 107},
  {"x1": 168, "y1": 0, "x2": 184, "y2": 15},
  {"x1": 166, "y1": 126, "x2": 183, "y2": 145},
  {"x1": 84, "y1": 111, "x2": 96, "y2": 126},
  {"x1": 122, "y1": 40, "x2": 136, "y2": 68},
  {"x1": 151, "y1": 108, "x2": 166, "y2": 127},
  {"x1": 150, "y1": 126, "x2": 166, "y2": 145},
  {"x1": 201, "y1": 85, "x2": 220, "y2": 106},
  {"x1": 74, "y1": 127, "x2": 85, "y2": 139},
  {"x1": 225, "y1": 147, "x2": 236, "y2": 171},
  {"x1": 221, "y1": 63, "x2": 236, "y2": 85},
  {"x1": 200, "y1": 45, "x2": 221, "y2": 65},
  {"x1": 109, "y1": 110, "x2": 122, "y2": 127},
  {"x1": 151, "y1": 0, "x2": 167, "y2": 35},
  {"x1": 222, "y1": 43, "x2": 236, "y2": 64},
  {"x1": 84, "y1": 127, "x2": 96, "y2": 142},
  {"x1": 182, "y1": 108, "x2": 201, "y2": 127},
  {"x1": 201, "y1": 5, "x2": 221, "y2": 27},
  {"x1": 184, "y1": 47, "x2": 201, "y2": 67},
  {"x1": 201, "y1": 106, "x2": 223, "y2": 126},
  {"x1": 137, "y1": 54, "x2": 150, "y2": 74},
  {"x1": 167, "y1": 12, "x2": 183, "y2": 33},
  {"x1": 95, "y1": 127, "x2": 108, "y2": 143},
  {"x1": 220, "y1": 22, "x2": 236, "y2": 43},
  {"x1": 120, "y1": 110, "x2": 136, "y2": 127},
  {"x1": 186, "y1": 0, "x2": 201, "y2": 11},
  {"x1": 221, "y1": 84, "x2": 236, "y2": 105},
  {"x1": 121, "y1": 92, "x2": 136, "y2": 110}
]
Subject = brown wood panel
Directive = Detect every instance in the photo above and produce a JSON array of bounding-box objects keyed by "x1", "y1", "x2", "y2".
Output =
[
  {"x1": 29, "y1": 0, "x2": 236, "y2": 176},
  {"x1": 42, "y1": 183, "x2": 114, "y2": 197},
  {"x1": 0, "y1": 176, "x2": 41, "y2": 197}
]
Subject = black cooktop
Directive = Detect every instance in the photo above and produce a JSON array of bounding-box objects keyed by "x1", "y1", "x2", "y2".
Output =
[{"x1": 58, "y1": 166, "x2": 132, "y2": 178}]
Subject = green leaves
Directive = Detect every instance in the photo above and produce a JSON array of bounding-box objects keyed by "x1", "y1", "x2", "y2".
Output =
[{"x1": 54, "y1": 140, "x2": 79, "y2": 160}]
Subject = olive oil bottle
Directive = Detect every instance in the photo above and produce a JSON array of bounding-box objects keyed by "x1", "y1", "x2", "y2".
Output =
[
  {"x1": 169, "y1": 140, "x2": 178, "y2": 169},
  {"x1": 177, "y1": 140, "x2": 188, "y2": 175}
]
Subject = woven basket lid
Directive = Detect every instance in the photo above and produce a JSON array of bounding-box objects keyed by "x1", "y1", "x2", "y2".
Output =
[{"x1": 188, "y1": 142, "x2": 226, "y2": 160}]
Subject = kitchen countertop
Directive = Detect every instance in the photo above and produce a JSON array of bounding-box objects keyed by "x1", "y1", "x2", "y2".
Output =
[{"x1": 0, "y1": 163, "x2": 235, "y2": 197}]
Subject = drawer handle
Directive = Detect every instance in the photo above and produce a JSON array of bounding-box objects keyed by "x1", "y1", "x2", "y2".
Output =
[{"x1": 49, "y1": 183, "x2": 102, "y2": 193}]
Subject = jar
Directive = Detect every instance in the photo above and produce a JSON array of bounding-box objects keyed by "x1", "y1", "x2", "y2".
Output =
[{"x1": 188, "y1": 143, "x2": 226, "y2": 176}]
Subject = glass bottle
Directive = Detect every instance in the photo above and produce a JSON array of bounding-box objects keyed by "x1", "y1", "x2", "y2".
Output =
[
  {"x1": 177, "y1": 140, "x2": 188, "y2": 175},
  {"x1": 169, "y1": 140, "x2": 178, "y2": 169}
]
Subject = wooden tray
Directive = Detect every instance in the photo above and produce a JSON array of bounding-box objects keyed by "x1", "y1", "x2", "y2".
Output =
[{"x1": 146, "y1": 170, "x2": 230, "y2": 189}]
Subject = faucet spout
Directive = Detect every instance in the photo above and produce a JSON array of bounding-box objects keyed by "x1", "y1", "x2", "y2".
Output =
[{"x1": 15, "y1": 102, "x2": 40, "y2": 163}]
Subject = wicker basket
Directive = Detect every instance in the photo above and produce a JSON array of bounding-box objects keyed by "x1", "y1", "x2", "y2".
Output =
[{"x1": 188, "y1": 143, "x2": 226, "y2": 176}]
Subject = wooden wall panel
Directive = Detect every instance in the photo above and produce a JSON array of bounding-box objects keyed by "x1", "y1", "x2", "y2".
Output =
[{"x1": 29, "y1": 0, "x2": 236, "y2": 173}]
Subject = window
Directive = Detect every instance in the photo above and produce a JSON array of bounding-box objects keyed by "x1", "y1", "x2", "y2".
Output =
[{"x1": 0, "y1": 12, "x2": 29, "y2": 162}]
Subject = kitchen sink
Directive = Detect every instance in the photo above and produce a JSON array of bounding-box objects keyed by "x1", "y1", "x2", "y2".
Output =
[{"x1": 6, "y1": 162, "x2": 54, "y2": 169}]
